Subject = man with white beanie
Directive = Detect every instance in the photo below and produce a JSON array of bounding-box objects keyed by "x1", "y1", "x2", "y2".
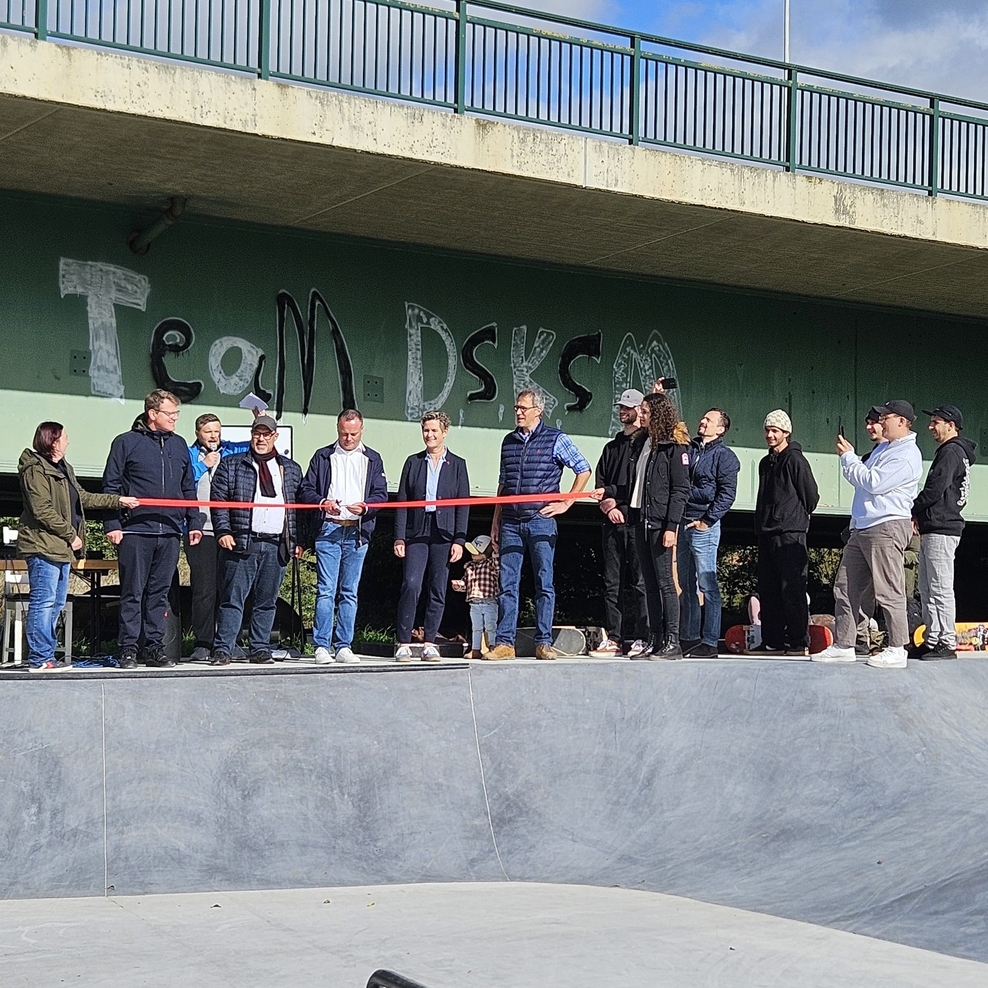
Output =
[
  {"x1": 814, "y1": 400, "x2": 923, "y2": 669},
  {"x1": 751, "y1": 410, "x2": 819, "y2": 656}
]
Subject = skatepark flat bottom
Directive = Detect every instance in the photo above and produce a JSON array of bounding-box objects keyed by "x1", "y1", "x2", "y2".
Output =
[{"x1": 2, "y1": 883, "x2": 986, "y2": 988}]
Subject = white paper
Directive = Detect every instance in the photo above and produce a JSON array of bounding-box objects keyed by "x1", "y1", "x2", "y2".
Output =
[{"x1": 238, "y1": 392, "x2": 269, "y2": 413}]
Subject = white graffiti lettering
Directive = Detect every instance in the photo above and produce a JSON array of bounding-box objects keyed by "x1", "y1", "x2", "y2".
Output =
[
  {"x1": 208, "y1": 336, "x2": 264, "y2": 395},
  {"x1": 610, "y1": 331, "x2": 680, "y2": 432},
  {"x1": 405, "y1": 303, "x2": 457, "y2": 421},
  {"x1": 510, "y1": 325, "x2": 557, "y2": 418}
]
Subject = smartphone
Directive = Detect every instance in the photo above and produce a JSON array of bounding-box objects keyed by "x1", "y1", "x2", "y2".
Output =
[
  {"x1": 838, "y1": 416, "x2": 846, "y2": 439},
  {"x1": 661, "y1": 376, "x2": 678, "y2": 391}
]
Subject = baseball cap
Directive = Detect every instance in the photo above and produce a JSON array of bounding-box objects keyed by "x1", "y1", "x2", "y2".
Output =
[
  {"x1": 923, "y1": 404, "x2": 964, "y2": 429},
  {"x1": 615, "y1": 388, "x2": 645, "y2": 408},
  {"x1": 874, "y1": 400, "x2": 915, "y2": 423},
  {"x1": 865, "y1": 406, "x2": 883, "y2": 423},
  {"x1": 464, "y1": 535, "x2": 493, "y2": 555},
  {"x1": 251, "y1": 414, "x2": 279, "y2": 433}
]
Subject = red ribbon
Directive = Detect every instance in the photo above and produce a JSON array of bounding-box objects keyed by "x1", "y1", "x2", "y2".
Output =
[{"x1": 131, "y1": 491, "x2": 593, "y2": 510}]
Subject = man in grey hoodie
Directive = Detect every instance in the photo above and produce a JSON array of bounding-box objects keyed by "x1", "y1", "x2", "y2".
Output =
[
  {"x1": 910, "y1": 405, "x2": 976, "y2": 660},
  {"x1": 813, "y1": 399, "x2": 922, "y2": 670}
]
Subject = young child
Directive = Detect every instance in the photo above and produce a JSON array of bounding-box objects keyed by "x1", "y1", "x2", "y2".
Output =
[{"x1": 451, "y1": 535, "x2": 499, "y2": 659}]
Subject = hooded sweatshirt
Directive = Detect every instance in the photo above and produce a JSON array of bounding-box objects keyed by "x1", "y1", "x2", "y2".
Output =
[
  {"x1": 912, "y1": 435, "x2": 977, "y2": 536},
  {"x1": 754, "y1": 440, "x2": 820, "y2": 535},
  {"x1": 841, "y1": 431, "x2": 923, "y2": 530}
]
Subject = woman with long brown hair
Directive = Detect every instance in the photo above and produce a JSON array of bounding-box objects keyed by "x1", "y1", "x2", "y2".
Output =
[
  {"x1": 18, "y1": 422, "x2": 138, "y2": 671},
  {"x1": 627, "y1": 393, "x2": 690, "y2": 657}
]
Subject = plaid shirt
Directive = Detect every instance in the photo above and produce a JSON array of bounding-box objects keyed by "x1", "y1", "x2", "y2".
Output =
[{"x1": 463, "y1": 549, "x2": 500, "y2": 602}]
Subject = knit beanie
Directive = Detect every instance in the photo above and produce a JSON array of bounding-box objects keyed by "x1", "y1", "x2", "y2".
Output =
[{"x1": 764, "y1": 409, "x2": 792, "y2": 433}]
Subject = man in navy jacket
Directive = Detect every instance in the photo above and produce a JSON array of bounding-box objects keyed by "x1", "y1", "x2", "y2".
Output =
[
  {"x1": 298, "y1": 409, "x2": 388, "y2": 665},
  {"x1": 103, "y1": 389, "x2": 203, "y2": 668},
  {"x1": 679, "y1": 408, "x2": 740, "y2": 657}
]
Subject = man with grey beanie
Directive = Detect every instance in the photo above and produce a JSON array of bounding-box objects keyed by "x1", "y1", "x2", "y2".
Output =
[{"x1": 751, "y1": 410, "x2": 819, "y2": 655}]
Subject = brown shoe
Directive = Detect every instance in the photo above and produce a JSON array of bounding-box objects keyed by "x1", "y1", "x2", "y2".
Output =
[
  {"x1": 535, "y1": 644, "x2": 558, "y2": 660},
  {"x1": 464, "y1": 649, "x2": 483, "y2": 660},
  {"x1": 483, "y1": 644, "x2": 516, "y2": 660}
]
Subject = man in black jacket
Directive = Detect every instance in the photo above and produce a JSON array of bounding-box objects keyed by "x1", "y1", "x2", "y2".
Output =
[
  {"x1": 210, "y1": 416, "x2": 304, "y2": 666},
  {"x1": 103, "y1": 390, "x2": 203, "y2": 668},
  {"x1": 911, "y1": 404, "x2": 976, "y2": 660},
  {"x1": 751, "y1": 410, "x2": 820, "y2": 656},
  {"x1": 591, "y1": 388, "x2": 648, "y2": 656}
]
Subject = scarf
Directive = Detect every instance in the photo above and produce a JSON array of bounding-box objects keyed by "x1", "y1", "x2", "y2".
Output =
[{"x1": 250, "y1": 447, "x2": 278, "y2": 498}]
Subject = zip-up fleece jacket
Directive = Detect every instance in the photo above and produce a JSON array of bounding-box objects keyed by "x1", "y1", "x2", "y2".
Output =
[
  {"x1": 912, "y1": 435, "x2": 977, "y2": 536},
  {"x1": 841, "y1": 431, "x2": 922, "y2": 530},
  {"x1": 595, "y1": 429, "x2": 643, "y2": 519},
  {"x1": 640, "y1": 438, "x2": 691, "y2": 533},
  {"x1": 17, "y1": 449, "x2": 121, "y2": 563},
  {"x1": 683, "y1": 436, "x2": 741, "y2": 525},
  {"x1": 102, "y1": 417, "x2": 201, "y2": 536},
  {"x1": 754, "y1": 440, "x2": 820, "y2": 535},
  {"x1": 188, "y1": 438, "x2": 251, "y2": 483},
  {"x1": 298, "y1": 443, "x2": 389, "y2": 547},
  {"x1": 210, "y1": 452, "x2": 303, "y2": 553}
]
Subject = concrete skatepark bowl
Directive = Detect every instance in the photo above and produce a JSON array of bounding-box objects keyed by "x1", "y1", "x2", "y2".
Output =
[{"x1": 1, "y1": 658, "x2": 987, "y2": 986}]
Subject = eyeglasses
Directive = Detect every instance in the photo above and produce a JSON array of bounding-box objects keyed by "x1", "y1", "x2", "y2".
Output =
[
  {"x1": 155, "y1": 408, "x2": 180, "y2": 419},
  {"x1": 252, "y1": 430, "x2": 275, "y2": 439},
  {"x1": 513, "y1": 405, "x2": 536, "y2": 413}
]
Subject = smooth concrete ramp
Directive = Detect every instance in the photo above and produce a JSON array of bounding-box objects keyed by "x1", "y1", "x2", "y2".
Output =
[{"x1": 2, "y1": 660, "x2": 987, "y2": 963}]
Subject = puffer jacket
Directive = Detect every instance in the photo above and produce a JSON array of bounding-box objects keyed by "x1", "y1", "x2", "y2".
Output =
[
  {"x1": 210, "y1": 452, "x2": 304, "y2": 553},
  {"x1": 17, "y1": 449, "x2": 120, "y2": 563},
  {"x1": 683, "y1": 436, "x2": 741, "y2": 525}
]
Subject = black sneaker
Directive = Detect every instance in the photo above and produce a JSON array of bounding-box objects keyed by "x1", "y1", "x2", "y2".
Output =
[
  {"x1": 145, "y1": 645, "x2": 177, "y2": 668},
  {"x1": 680, "y1": 639, "x2": 700, "y2": 655},
  {"x1": 188, "y1": 646, "x2": 212, "y2": 663},
  {"x1": 119, "y1": 647, "x2": 138, "y2": 670},
  {"x1": 908, "y1": 642, "x2": 933, "y2": 660},
  {"x1": 209, "y1": 653, "x2": 232, "y2": 666},
  {"x1": 689, "y1": 643, "x2": 719, "y2": 658},
  {"x1": 248, "y1": 650, "x2": 276, "y2": 665},
  {"x1": 651, "y1": 639, "x2": 683, "y2": 659},
  {"x1": 920, "y1": 643, "x2": 957, "y2": 660}
]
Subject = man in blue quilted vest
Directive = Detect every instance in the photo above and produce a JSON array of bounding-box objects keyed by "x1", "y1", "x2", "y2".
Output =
[{"x1": 487, "y1": 390, "x2": 591, "y2": 660}]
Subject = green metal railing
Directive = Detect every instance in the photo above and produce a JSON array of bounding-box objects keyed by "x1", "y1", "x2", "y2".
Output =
[{"x1": 4, "y1": 0, "x2": 988, "y2": 201}]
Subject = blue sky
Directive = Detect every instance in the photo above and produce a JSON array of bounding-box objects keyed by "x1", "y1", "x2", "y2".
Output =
[{"x1": 525, "y1": 0, "x2": 988, "y2": 103}]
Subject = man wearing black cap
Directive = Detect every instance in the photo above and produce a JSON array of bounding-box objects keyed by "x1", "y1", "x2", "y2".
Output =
[
  {"x1": 209, "y1": 415, "x2": 304, "y2": 665},
  {"x1": 814, "y1": 400, "x2": 922, "y2": 670},
  {"x1": 911, "y1": 405, "x2": 976, "y2": 660},
  {"x1": 591, "y1": 388, "x2": 648, "y2": 656}
]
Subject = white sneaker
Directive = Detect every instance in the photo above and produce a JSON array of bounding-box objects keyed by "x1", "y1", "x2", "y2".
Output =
[
  {"x1": 314, "y1": 646, "x2": 334, "y2": 665},
  {"x1": 335, "y1": 646, "x2": 360, "y2": 664},
  {"x1": 811, "y1": 645, "x2": 857, "y2": 664},
  {"x1": 589, "y1": 638, "x2": 621, "y2": 658},
  {"x1": 395, "y1": 645, "x2": 413, "y2": 662},
  {"x1": 866, "y1": 646, "x2": 908, "y2": 669}
]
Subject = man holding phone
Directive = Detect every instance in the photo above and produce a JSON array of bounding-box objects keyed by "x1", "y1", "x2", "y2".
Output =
[{"x1": 814, "y1": 400, "x2": 923, "y2": 669}]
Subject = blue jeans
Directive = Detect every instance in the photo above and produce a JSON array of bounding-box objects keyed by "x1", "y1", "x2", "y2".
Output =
[
  {"x1": 314, "y1": 522, "x2": 369, "y2": 650},
  {"x1": 25, "y1": 555, "x2": 70, "y2": 666},
  {"x1": 214, "y1": 539, "x2": 287, "y2": 655},
  {"x1": 496, "y1": 514, "x2": 557, "y2": 646},
  {"x1": 679, "y1": 520, "x2": 722, "y2": 646},
  {"x1": 469, "y1": 598, "x2": 498, "y2": 651}
]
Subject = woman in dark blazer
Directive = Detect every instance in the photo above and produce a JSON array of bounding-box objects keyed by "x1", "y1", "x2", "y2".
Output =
[{"x1": 393, "y1": 410, "x2": 470, "y2": 661}]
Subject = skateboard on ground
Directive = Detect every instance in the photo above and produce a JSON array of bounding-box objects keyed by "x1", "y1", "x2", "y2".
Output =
[
  {"x1": 725, "y1": 624, "x2": 833, "y2": 655},
  {"x1": 912, "y1": 623, "x2": 988, "y2": 651}
]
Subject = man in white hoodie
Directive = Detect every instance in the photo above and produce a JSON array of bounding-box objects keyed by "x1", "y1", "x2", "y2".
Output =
[{"x1": 813, "y1": 399, "x2": 923, "y2": 669}]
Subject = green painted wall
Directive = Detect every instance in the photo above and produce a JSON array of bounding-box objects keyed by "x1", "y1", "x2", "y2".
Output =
[{"x1": 2, "y1": 191, "x2": 985, "y2": 518}]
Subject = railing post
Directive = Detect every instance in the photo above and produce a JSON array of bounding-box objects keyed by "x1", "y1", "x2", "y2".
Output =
[
  {"x1": 629, "y1": 35, "x2": 641, "y2": 145},
  {"x1": 928, "y1": 96, "x2": 940, "y2": 197},
  {"x1": 35, "y1": 0, "x2": 48, "y2": 41},
  {"x1": 454, "y1": 0, "x2": 467, "y2": 113},
  {"x1": 258, "y1": 0, "x2": 272, "y2": 80},
  {"x1": 785, "y1": 67, "x2": 798, "y2": 172}
]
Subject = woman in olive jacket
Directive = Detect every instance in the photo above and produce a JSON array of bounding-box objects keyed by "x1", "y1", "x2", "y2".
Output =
[
  {"x1": 629, "y1": 393, "x2": 690, "y2": 658},
  {"x1": 18, "y1": 422, "x2": 138, "y2": 670}
]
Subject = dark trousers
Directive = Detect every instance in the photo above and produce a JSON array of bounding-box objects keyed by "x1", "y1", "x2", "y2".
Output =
[
  {"x1": 214, "y1": 539, "x2": 287, "y2": 655},
  {"x1": 757, "y1": 533, "x2": 809, "y2": 649},
  {"x1": 117, "y1": 534, "x2": 181, "y2": 650},
  {"x1": 634, "y1": 523, "x2": 679, "y2": 644},
  {"x1": 186, "y1": 534, "x2": 220, "y2": 648},
  {"x1": 601, "y1": 522, "x2": 647, "y2": 643},
  {"x1": 397, "y1": 517, "x2": 452, "y2": 643}
]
